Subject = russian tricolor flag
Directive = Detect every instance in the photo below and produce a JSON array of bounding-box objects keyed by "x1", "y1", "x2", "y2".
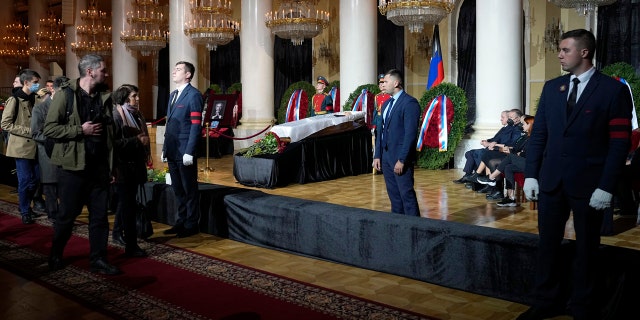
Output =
[{"x1": 426, "y1": 25, "x2": 444, "y2": 90}]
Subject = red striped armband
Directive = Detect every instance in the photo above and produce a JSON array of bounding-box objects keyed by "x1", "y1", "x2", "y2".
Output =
[
  {"x1": 609, "y1": 118, "x2": 631, "y2": 139},
  {"x1": 190, "y1": 111, "x2": 201, "y2": 124}
]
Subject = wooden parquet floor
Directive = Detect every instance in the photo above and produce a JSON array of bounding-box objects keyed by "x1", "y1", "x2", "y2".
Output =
[{"x1": 2, "y1": 145, "x2": 639, "y2": 320}]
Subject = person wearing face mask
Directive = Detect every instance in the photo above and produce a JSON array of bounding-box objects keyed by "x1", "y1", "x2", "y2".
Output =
[{"x1": 0, "y1": 69, "x2": 42, "y2": 224}]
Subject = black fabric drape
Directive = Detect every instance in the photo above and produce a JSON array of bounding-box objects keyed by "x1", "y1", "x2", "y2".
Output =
[
  {"x1": 596, "y1": 0, "x2": 640, "y2": 73},
  {"x1": 156, "y1": 45, "x2": 170, "y2": 122},
  {"x1": 377, "y1": 12, "x2": 404, "y2": 73},
  {"x1": 457, "y1": 0, "x2": 476, "y2": 131},
  {"x1": 210, "y1": 37, "x2": 241, "y2": 93},
  {"x1": 274, "y1": 37, "x2": 312, "y2": 119}
]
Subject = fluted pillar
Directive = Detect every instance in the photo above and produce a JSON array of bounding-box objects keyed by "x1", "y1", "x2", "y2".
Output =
[
  {"x1": 112, "y1": 0, "x2": 138, "y2": 88},
  {"x1": 454, "y1": 0, "x2": 522, "y2": 168},
  {"x1": 169, "y1": 0, "x2": 198, "y2": 90},
  {"x1": 28, "y1": 0, "x2": 50, "y2": 80},
  {"x1": 65, "y1": 0, "x2": 86, "y2": 78},
  {"x1": 235, "y1": 0, "x2": 275, "y2": 150},
  {"x1": 339, "y1": 0, "x2": 377, "y2": 108}
]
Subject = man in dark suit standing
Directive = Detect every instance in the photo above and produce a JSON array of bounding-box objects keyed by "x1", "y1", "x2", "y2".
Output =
[
  {"x1": 373, "y1": 69, "x2": 421, "y2": 216},
  {"x1": 520, "y1": 29, "x2": 632, "y2": 320},
  {"x1": 162, "y1": 61, "x2": 203, "y2": 238}
]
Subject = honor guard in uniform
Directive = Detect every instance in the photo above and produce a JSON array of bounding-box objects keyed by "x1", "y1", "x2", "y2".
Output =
[{"x1": 312, "y1": 76, "x2": 333, "y2": 115}]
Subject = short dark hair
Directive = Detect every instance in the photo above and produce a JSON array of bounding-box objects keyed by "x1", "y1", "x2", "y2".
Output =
[
  {"x1": 385, "y1": 68, "x2": 403, "y2": 88},
  {"x1": 177, "y1": 61, "x2": 196, "y2": 81},
  {"x1": 561, "y1": 29, "x2": 596, "y2": 60},
  {"x1": 19, "y1": 69, "x2": 41, "y2": 85},
  {"x1": 112, "y1": 85, "x2": 134, "y2": 106},
  {"x1": 510, "y1": 109, "x2": 523, "y2": 118},
  {"x1": 53, "y1": 76, "x2": 69, "y2": 90}
]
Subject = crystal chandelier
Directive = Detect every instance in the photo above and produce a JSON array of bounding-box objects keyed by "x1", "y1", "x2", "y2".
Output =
[
  {"x1": 71, "y1": 0, "x2": 112, "y2": 57},
  {"x1": 378, "y1": 0, "x2": 457, "y2": 33},
  {"x1": 121, "y1": 0, "x2": 168, "y2": 56},
  {"x1": 265, "y1": 0, "x2": 330, "y2": 46},
  {"x1": 184, "y1": 0, "x2": 240, "y2": 51},
  {"x1": 30, "y1": 11, "x2": 66, "y2": 64},
  {"x1": 0, "y1": 22, "x2": 29, "y2": 66},
  {"x1": 547, "y1": 0, "x2": 617, "y2": 16}
]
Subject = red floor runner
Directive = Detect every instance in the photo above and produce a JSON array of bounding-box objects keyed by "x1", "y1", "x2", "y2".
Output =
[{"x1": 0, "y1": 201, "x2": 434, "y2": 320}]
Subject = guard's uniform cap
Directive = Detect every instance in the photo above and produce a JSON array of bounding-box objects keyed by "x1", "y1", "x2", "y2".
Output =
[{"x1": 317, "y1": 76, "x2": 329, "y2": 86}]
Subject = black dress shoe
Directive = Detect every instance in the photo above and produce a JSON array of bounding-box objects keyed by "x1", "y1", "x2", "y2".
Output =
[
  {"x1": 112, "y1": 232, "x2": 126, "y2": 246},
  {"x1": 476, "y1": 185, "x2": 492, "y2": 193},
  {"x1": 22, "y1": 214, "x2": 35, "y2": 225},
  {"x1": 453, "y1": 174, "x2": 470, "y2": 184},
  {"x1": 48, "y1": 255, "x2": 65, "y2": 271},
  {"x1": 176, "y1": 227, "x2": 199, "y2": 238},
  {"x1": 33, "y1": 200, "x2": 46, "y2": 212},
  {"x1": 464, "y1": 182, "x2": 473, "y2": 189},
  {"x1": 125, "y1": 246, "x2": 148, "y2": 258},
  {"x1": 461, "y1": 172, "x2": 478, "y2": 183},
  {"x1": 90, "y1": 258, "x2": 122, "y2": 275},
  {"x1": 516, "y1": 306, "x2": 566, "y2": 320},
  {"x1": 163, "y1": 225, "x2": 184, "y2": 235}
]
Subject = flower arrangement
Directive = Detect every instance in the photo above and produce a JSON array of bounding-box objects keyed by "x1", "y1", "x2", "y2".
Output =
[
  {"x1": 242, "y1": 132, "x2": 287, "y2": 157},
  {"x1": 147, "y1": 166, "x2": 169, "y2": 182}
]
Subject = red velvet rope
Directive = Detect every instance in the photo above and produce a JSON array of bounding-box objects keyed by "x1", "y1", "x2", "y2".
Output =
[{"x1": 207, "y1": 124, "x2": 272, "y2": 140}]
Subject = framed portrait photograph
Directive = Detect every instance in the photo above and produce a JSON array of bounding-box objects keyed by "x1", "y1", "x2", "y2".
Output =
[{"x1": 211, "y1": 100, "x2": 226, "y2": 120}]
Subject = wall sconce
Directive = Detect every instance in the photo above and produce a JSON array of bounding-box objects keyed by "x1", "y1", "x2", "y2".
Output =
[
  {"x1": 415, "y1": 32, "x2": 431, "y2": 57},
  {"x1": 312, "y1": 39, "x2": 338, "y2": 69},
  {"x1": 544, "y1": 17, "x2": 563, "y2": 53}
]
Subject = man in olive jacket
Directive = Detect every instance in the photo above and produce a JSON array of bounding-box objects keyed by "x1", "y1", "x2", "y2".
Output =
[{"x1": 43, "y1": 54, "x2": 120, "y2": 275}]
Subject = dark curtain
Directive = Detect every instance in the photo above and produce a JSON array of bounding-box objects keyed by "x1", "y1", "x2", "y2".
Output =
[
  {"x1": 377, "y1": 12, "x2": 404, "y2": 74},
  {"x1": 596, "y1": 0, "x2": 640, "y2": 74},
  {"x1": 456, "y1": 0, "x2": 476, "y2": 132},
  {"x1": 273, "y1": 36, "x2": 312, "y2": 118},
  {"x1": 156, "y1": 44, "x2": 170, "y2": 122},
  {"x1": 210, "y1": 37, "x2": 241, "y2": 92}
]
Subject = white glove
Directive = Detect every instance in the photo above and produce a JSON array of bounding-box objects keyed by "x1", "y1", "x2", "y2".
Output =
[
  {"x1": 589, "y1": 188, "x2": 612, "y2": 210},
  {"x1": 161, "y1": 151, "x2": 167, "y2": 163},
  {"x1": 523, "y1": 178, "x2": 539, "y2": 201},
  {"x1": 183, "y1": 153, "x2": 194, "y2": 166}
]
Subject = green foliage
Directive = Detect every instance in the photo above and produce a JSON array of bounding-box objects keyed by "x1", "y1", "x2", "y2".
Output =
[
  {"x1": 242, "y1": 132, "x2": 279, "y2": 157},
  {"x1": 343, "y1": 84, "x2": 380, "y2": 111},
  {"x1": 226, "y1": 82, "x2": 242, "y2": 94},
  {"x1": 277, "y1": 81, "x2": 316, "y2": 124},
  {"x1": 147, "y1": 168, "x2": 168, "y2": 183},
  {"x1": 601, "y1": 62, "x2": 640, "y2": 117},
  {"x1": 209, "y1": 84, "x2": 222, "y2": 94},
  {"x1": 417, "y1": 83, "x2": 468, "y2": 169}
]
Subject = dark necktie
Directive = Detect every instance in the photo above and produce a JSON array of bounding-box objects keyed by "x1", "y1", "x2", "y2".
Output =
[
  {"x1": 567, "y1": 77, "x2": 580, "y2": 117},
  {"x1": 170, "y1": 90, "x2": 178, "y2": 108},
  {"x1": 383, "y1": 98, "x2": 395, "y2": 125}
]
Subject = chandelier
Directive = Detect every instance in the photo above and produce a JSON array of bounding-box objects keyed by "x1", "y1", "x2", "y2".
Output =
[
  {"x1": 378, "y1": 0, "x2": 457, "y2": 33},
  {"x1": 544, "y1": 17, "x2": 563, "y2": 53},
  {"x1": 30, "y1": 11, "x2": 66, "y2": 64},
  {"x1": 0, "y1": 22, "x2": 29, "y2": 67},
  {"x1": 71, "y1": 0, "x2": 112, "y2": 57},
  {"x1": 547, "y1": 0, "x2": 617, "y2": 15},
  {"x1": 265, "y1": 0, "x2": 330, "y2": 46},
  {"x1": 121, "y1": 0, "x2": 168, "y2": 56},
  {"x1": 184, "y1": 0, "x2": 240, "y2": 51}
]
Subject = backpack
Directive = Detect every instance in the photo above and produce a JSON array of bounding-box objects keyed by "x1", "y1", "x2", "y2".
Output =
[{"x1": 44, "y1": 87, "x2": 74, "y2": 158}]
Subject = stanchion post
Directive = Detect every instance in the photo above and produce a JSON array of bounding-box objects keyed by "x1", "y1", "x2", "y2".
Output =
[{"x1": 202, "y1": 122, "x2": 214, "y2": 172}]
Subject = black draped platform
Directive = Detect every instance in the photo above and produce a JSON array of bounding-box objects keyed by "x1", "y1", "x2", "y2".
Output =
[
  {"x1": 233, "y1": 125, "x2": 373, "y2": 188},
  {"x1": 142, "y1": 182, "x2": 639, "y2": 317}
]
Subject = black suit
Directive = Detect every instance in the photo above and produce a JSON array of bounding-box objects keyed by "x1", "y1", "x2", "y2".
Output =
[
  {"x1": 163, "y1": 83, "x2": 203, "y2": 230},
  {"x1": 525, "y1": 70, "x2": 632, "y2": 317},
  {"x1": 374, "y1": 91, "x2": 421, "y2": 216}
]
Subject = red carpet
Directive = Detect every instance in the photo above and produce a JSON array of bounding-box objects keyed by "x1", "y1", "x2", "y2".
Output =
[{"x1": 0, "y1": 200, "x2": 435, "y2": 320}]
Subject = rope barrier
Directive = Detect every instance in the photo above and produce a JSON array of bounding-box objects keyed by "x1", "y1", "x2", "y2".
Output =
[
  {"x1": 149, "y1": 116, "x2": 166, "y2": 126},
  {"x1": 212, "y1": 124, "x2": 272, "y2": 140}
]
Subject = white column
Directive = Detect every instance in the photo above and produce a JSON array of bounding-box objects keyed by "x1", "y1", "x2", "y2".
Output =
[
  {"x1": 28, "y1": 0, "x2": 50, "y2": 80},
  {"x1": 235, "y1": 0, "x2": 275, "y2": 150},
  {"x1": 474, "y1": 0, "x2": 522, "y2": 138},
  {"x1": 339, "y1": 0, "x2": 377, "y2": 108},
  {"x1": 169, "y1": 0, "x2": 198, "y2": 90},
  {"x1": 112, "y1": 0, "x2": 138, "y2": 88},
  {"x1": 65, "y1": 0, "x2": 86, "y2": 78},
  {"x1": 454, "y1": 0, "x2": 522, "y2": 168}
]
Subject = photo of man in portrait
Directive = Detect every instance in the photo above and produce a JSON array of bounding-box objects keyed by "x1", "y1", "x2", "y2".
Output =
[{"x1": 211, "y1": 101, "x2": 226, "y2": 120}]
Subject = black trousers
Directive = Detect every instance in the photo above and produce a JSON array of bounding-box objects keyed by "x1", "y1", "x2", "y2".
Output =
[
  {"x1": 51, "y1": 166, "x2": 110, "y2": 262},
  {"x1": 114, "y1": 182, "x2": 140, "y2": 249},
  {"x1": 168, "y1": 160, "x2": 200, "y2": 229}
]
